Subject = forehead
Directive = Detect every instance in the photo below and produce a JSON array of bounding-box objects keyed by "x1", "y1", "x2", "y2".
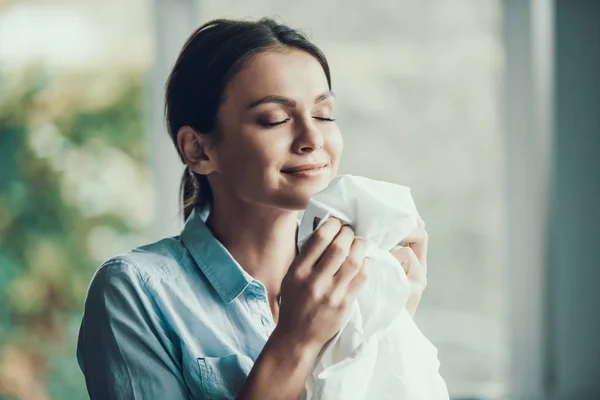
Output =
[{"x1": 224, "y1": 48, "x2": 329, "y2": 106}]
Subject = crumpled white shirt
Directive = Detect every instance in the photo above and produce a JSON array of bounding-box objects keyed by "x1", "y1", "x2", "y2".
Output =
[{"x1": 298, "y1": 175, "x2": 449, "y2": 400}]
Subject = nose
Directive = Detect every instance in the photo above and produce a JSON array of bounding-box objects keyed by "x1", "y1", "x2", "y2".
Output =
[{"x1": 292, "y1": 117, "x2": 325, "y2": 154}]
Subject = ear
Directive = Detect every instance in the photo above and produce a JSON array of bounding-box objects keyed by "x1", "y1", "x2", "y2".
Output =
[{"x1": 177, "y1": 126, "x2": 217, "y2": 175}]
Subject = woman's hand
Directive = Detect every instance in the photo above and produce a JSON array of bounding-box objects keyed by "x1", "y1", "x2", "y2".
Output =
[
  {"x1": 274, "y1": 218, "x2": 369, "y2": 356},
  {"x1": 390, "y1": 215, "x2": 428, "y2": 317},
  {"x1": 241, "y1": 219, "x2": 369, "y2": 400}
]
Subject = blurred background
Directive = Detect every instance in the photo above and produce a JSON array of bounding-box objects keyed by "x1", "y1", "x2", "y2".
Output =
[{"x1": 0, "y1": 0, "x2": 598, "y2": 399}]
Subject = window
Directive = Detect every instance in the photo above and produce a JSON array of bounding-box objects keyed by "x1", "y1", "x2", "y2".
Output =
[{"x1": 196, "y1": 1, "x2": 507, "y2": 397}]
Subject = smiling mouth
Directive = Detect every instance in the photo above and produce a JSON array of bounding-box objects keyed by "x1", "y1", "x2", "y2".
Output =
[
  {"x1": 281, "y1": 162, "x2": 329, "y2": 173},
  {"x1": 280, "y1": 164, "x2": 329, "y2": 181}
]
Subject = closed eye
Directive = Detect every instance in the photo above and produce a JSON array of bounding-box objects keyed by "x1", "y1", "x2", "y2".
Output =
[
  {"x1": 259, "y1": 118, "x2": 291, "y2": 127},
  {"x1": 259, "y1": 116, "x2": 336, "y2": 128}
]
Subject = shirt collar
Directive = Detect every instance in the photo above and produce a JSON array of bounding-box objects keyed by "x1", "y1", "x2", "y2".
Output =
[{"x1": 180, "y1": 205, "x2": 254, "y2": 304}]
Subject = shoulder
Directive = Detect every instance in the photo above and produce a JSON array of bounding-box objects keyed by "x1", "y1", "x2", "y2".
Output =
[
  {"x1": 83, "y1": 236, "x2": 199, "y2": 318},
  {"x1": 86, "y1": 234, "x2": 215, "y2": 308},
  {"x1": 97, "y1": 236, "x2": 197, "y2": 285}
]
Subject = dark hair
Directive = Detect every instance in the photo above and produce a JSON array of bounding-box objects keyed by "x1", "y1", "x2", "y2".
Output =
[{"x1": 164, "y1": 18, "x2": 332, "y2": 222}]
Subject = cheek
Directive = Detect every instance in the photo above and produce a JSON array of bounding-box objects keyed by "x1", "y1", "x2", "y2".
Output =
[
  {"x1": 218, "y1": 133, "x2": 281, "y2": 181},
  {"x1": 326, "y1": 126, "x2": 344, "y2": 168}
]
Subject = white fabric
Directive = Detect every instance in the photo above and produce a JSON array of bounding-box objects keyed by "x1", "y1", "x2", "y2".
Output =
[{"x1": 298, "y1": 175, "x2": 449, "y2": 400}]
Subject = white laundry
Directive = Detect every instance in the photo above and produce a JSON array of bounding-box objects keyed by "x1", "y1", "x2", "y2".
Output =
[{"x1": 298, "y1": 175, "x2": 449, "y2": 400}]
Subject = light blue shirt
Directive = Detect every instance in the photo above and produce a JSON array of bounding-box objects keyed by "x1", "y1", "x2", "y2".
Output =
[{"x1": 77, "y1": 206, "x2": 284, "y2": 399}]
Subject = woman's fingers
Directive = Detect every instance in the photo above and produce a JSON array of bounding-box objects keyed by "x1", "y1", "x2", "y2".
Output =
[
  {"x1": 332, "y1": 238, "x2": 366, "y2": 287},
  {"x1": 390, "y1": 245, "x2": 425, "y2": 284},
  {"x1": 312, "y1": 225, "x2": 355, "y2": 277},
  {"x1": 293, "y1": 218, "x2": 343, "y2": 278},
  {"x1": 396, "y1": 216, "x2": 428, "y2": 272},
  {"x1": 343, "y1": 257, "x2": 370, "y2": 302}
]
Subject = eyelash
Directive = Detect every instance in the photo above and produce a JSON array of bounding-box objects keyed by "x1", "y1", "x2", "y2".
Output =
[{"x1": 260, "y1": 117, "x2": 336, "y2": 128}]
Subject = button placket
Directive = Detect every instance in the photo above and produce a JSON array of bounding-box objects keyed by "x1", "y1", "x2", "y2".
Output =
[
  {"x1": 261, "y1": 298, "x2": 277, "y2": 334},
  {"x1": 244, "y1": 290, "x2": 263, "y2": 315},
  {"x1": 247, "y1": 281, "x2": 277, "y2": 335},
  {"x1": 254, "y1": 291, "x2": 276, "y2": 335}
]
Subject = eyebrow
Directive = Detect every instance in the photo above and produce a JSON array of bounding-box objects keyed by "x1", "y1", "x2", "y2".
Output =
[{"x1": 246, "y1": 90, "x2": 335, "y2": 110}]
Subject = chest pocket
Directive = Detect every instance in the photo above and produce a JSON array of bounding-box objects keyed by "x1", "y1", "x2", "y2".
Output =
[{"x1": 197, "y1": 353, "x2": 254, "y2": 399}]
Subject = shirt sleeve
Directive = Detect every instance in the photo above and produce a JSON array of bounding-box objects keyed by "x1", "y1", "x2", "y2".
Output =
[{"x1": 76, "y1": 259, "x2": 189, "y2": 400}]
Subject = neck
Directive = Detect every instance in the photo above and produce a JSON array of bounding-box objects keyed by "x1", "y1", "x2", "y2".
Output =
[{"x1": 205, "y1": 197, "x2": 300, "y2": 300}]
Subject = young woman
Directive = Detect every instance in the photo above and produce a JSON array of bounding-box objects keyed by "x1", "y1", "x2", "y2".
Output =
[{"x1": 77, "y1": 18, "x2": 429, "y2": 400}]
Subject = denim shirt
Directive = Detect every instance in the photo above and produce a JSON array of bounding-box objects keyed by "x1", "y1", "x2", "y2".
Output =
[{"x1": 76, "y1": 206, "x2": 285, "y2": 399}]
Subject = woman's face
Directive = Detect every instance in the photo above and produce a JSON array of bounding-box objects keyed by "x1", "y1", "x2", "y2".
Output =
[{"x1": 208, "y1": 48, "x2": 343, "y2": 210}]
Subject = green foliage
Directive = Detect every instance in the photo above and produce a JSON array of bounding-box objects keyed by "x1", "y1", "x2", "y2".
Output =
[{"x1": 0, "y1": 66, "x2": 147, "y2": 399}]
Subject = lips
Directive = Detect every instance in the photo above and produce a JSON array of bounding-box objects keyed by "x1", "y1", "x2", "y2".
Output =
[{"x1": 281, "y1": 162, "x2": 329, "y2": 173}]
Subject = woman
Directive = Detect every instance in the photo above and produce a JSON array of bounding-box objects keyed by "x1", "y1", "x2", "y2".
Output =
[{"x1": 77, "y1": 17, "x2": 428, "y2": 399}]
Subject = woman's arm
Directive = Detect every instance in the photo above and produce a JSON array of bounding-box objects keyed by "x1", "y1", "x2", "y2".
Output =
[
  {"x1": 237, "y1": 328, "x2": 319, "y2": 400},
  {"x1": 77, "y1": 260, "x2": 189, "y2": 400}
]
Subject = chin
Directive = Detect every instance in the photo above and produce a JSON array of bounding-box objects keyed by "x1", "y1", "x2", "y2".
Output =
[
  {"x1": 266, "y1": 166, "x2": 335, "y2": 209},
  {"x1": 279, "y1": 179, "x2": 333, "y2": 210}
]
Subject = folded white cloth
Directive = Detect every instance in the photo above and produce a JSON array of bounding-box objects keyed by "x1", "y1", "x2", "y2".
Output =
[{"x1": 298, "y1": 175, "x2": 449, "y2": 400}]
